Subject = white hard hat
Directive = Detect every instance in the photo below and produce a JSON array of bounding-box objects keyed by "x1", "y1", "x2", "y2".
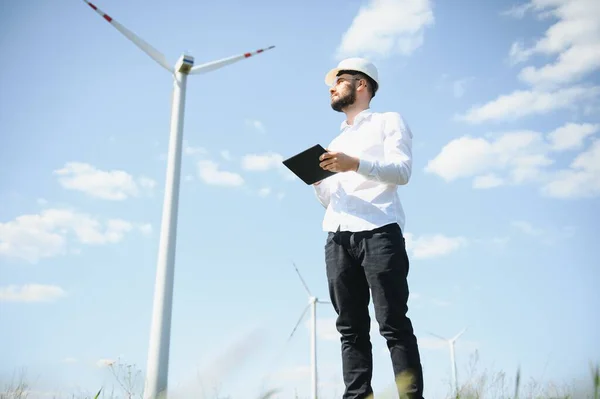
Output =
[{"x1": 324, "y1": 57, "x2": 379, "y2": 87}]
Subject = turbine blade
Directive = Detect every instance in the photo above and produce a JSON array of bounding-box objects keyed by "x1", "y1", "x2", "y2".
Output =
[
  {"x1": 82, "y1": 0, "x2": 173, "y2": 72},
  {"x1": 317, "y1": 300, "x2": 332, "y2": 305},
  {"x1": 286, "y1": 304, "x2": 310, "y2": 343},
  {"x1": 427, "y1": 332, "x2": 448, "y2": 341},
  {"x1": 291, "y1": 261, "x2": 312, "y2": 296},
  {"x1": 189, "y1": 45, "x2": 275, "y2": 75},
  {"x1": 451, "y1": 327, "x2": 467, "y2": 342}
]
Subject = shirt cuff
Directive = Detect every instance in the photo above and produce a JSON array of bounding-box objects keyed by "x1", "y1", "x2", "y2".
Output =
[{"x1": 356, "y1": 158, "x2": 374, "y2": 177}]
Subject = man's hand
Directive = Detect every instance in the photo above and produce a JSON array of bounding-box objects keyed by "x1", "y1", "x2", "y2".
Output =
[{"x1": 319, "y1": 151, "x2": 359, "y2": 173}]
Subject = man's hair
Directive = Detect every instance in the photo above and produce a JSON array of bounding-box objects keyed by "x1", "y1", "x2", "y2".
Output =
[{"x1": 337, "y1": 69, "x2": 379, "y2": 99}]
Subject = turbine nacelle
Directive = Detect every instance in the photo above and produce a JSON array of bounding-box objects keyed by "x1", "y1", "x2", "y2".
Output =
[{"x1": 176, "y1": 54, "x2": 194, "y2": 74}]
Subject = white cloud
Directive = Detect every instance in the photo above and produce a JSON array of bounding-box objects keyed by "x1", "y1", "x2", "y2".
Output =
[
  {"x1": 53, "y1": 162, "x2": 155, "y2": 201},
  {"x1": 500, "y1": 3, "x2": 534, "y2": 19},
  {"x1": 519, "y1": 44, "x2": 600, "y2": 88},
  {"x1": 404, "y1": 233, "x2": 467, "y2": 259},
  {"x1": 507, "y1": 41, "x2": 532, "y2": 65},
  {"x1": 460, "y1": 0, "x2": 600, "y2": 124},
  {"x1": 0, "y1": 284, "x2": 67, "y2": 303},
  {"x1": 505, "y1": 0, "x2": 600, "y2": 88},
  {"x1": 547, "y1": 122, "x2": 599, "y2": 151},
  {"x1": 220, "y1": 150, "x2": 232, "y2": 161},
  {"x1": 541, "y1": 139, "x2": 600, "y2": 198},
  {"x1": 453, "y1": 78, "x2": 472, "y2": 99},
  {"x1": 511, "y1": 220, "x2": 545, "y2": 237},
  {"x1": 138, "y1": 223, "x2": 153, "y2": 236},
  {"x1": 424, "y1": 136, "x2": 498, "y2": 181},
  {"x1": 335, "y1": 0, "x2": 434, "y2": 60},
  {"x1": 473, "y1": 174, "x2": 505, "y2": 189},
  {"x1": 435, "y1": 75, "x2": 474, "y2": 99},
  {"x1": 92, "y1": 219, "x2": 133, "y2": 244},
  {"x1": 245, "y1": 119, "x2": 266, "y2": 134},
  {"x1": 258, "y1": 187, "x2": 271, "y2": 197},
  {"x1": 241, "y1": 152, "x2": 298, "y2": 183},
  {"x1": 0, "y1": 208, "x2": 145, "y2": 263},
  {"x1": 239, "y1": 152, "x2": 298, "y2": 181},
  {"x1": 425, "y1": 129, "x2": 551, "y2": 183},
  {"x1": 197, "y1": 160, "x2": 244, "y2": 187},
  {"x1": 138, "y1": 176, "x2": 156, "y2": 189},
  {"x1": 183, "y1": 141, "x2": 207, "y2": 156},
  {"x1": 241, "y1": 152, "x2": 284, "y2": 171},
  {"x1": 511, "y1": 153, "x2": 554, "y2": 184},
  {"x1": 456, "y1": 86, "x2": 600, "y2": 124},
  {"x1": 425, "y1": 122, "x2": 599, "y2": 195},
  {"x1": 511, "y1": 220, "x2": 576, "y2": 244},
  {"x1": 453, "y1": 81, "x2": 466, "y2": 99}
]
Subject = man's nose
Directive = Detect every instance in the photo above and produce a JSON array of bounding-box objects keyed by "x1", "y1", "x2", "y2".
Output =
[{"x1": 329, "y1": 86, "x2": 335, "y2": 95}]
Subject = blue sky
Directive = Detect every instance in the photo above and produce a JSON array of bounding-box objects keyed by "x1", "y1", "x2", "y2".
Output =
[{"x1": 1, "y1": 0, "x2": 599, "y2": 398}]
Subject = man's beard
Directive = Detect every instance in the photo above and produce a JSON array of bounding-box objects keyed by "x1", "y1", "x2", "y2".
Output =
[{"x1": 330, "y1": 88, "x2": 356, "y2": 112}]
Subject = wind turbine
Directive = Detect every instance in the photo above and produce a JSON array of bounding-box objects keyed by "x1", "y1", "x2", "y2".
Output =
[
  {"x1": 286, "y1": 262, "x2": 331, "y2": 399},
  {"x1": 80, "y1": 2, "x2": 275, "y2": 399},
  {"x1": 429, "y1": 327, "x2": 468, "y2": 398}
]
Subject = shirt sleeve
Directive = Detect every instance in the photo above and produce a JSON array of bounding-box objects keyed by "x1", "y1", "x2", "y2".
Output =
[
  {"x1": 355, "y1": 112, "x2": 413, "y2": 185},
  {"x1": 313, "y1": 178, "x2": 332, "y2": 208}
]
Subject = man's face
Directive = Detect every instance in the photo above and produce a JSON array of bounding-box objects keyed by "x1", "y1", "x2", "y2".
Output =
[{"x1": 329, "y1": 74, "x2": 358, "y2": 112}]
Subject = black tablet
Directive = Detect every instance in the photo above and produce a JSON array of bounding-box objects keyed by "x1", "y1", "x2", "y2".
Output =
[{"x1": 282, "y1": 144, "x2": 337, "y2": 185}]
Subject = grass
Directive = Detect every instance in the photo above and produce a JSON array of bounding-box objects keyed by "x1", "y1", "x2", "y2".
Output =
[
  {"x1": 446, "y1": 353, "x2": 600, "y2": 399},
  {"x1": 1, "y1": 352, "x2": 598, "y2": 398}
]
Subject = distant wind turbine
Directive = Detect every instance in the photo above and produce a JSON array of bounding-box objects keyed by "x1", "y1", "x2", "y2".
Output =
[
  {"x1": 286, "y1": 262, "x2": 331, "y2": 399},
  {"x1": 80, "y1": 2, "x2": 275, "y2": 398},
  {"x1": 429, "y1": 327, "x2": 468, "y2": 397}
]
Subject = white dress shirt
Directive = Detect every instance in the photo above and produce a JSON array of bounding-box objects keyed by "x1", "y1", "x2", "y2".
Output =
[{"x1": 314, "y1": 109, "x2": 413, "y2": 233}]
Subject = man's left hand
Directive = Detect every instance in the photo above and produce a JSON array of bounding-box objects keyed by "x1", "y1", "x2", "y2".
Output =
[{"x1": 319, "y1": 151, "x2": 359, "y2": 173}]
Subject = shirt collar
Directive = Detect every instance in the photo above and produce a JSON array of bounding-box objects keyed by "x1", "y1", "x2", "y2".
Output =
[{"x1": 340, "y1": 108, "x2": 372, "y2": 131}]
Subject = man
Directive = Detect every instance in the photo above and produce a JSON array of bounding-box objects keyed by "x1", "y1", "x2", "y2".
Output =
[{"x1": 313, "y1": 57, "x2": 424, "y2": 399}]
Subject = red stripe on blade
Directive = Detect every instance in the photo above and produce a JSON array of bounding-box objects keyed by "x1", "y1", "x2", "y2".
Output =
[
  {"x1": 244, "y1": 53, "x2": 251, "y2": 58},
  {"x1": 88, "y1": 2, "x2": 98, "y2": 10},
  {"x1": 103, "y1": 14, "x2": 113, "y2": 22}
]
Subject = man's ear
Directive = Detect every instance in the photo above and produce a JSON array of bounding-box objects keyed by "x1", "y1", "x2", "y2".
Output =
[{"x1": 356, "y1": 79, "x2": 366, "y2": 91}]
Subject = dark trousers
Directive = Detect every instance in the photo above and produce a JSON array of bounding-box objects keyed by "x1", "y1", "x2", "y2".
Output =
[{"x1": 325, "y1": 222, "x2": 424, "y2": 399}]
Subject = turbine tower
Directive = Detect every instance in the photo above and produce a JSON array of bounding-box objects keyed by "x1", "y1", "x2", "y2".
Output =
[
  {"x1": 429, "y1": 327, "x2": 467, "y2": 398},
  {"x1": 80, "y1": 2, "x2": 275, "y2": 398},
  {"x1": 286, "y1": 262, "x2": 330, "y2": 399}
]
